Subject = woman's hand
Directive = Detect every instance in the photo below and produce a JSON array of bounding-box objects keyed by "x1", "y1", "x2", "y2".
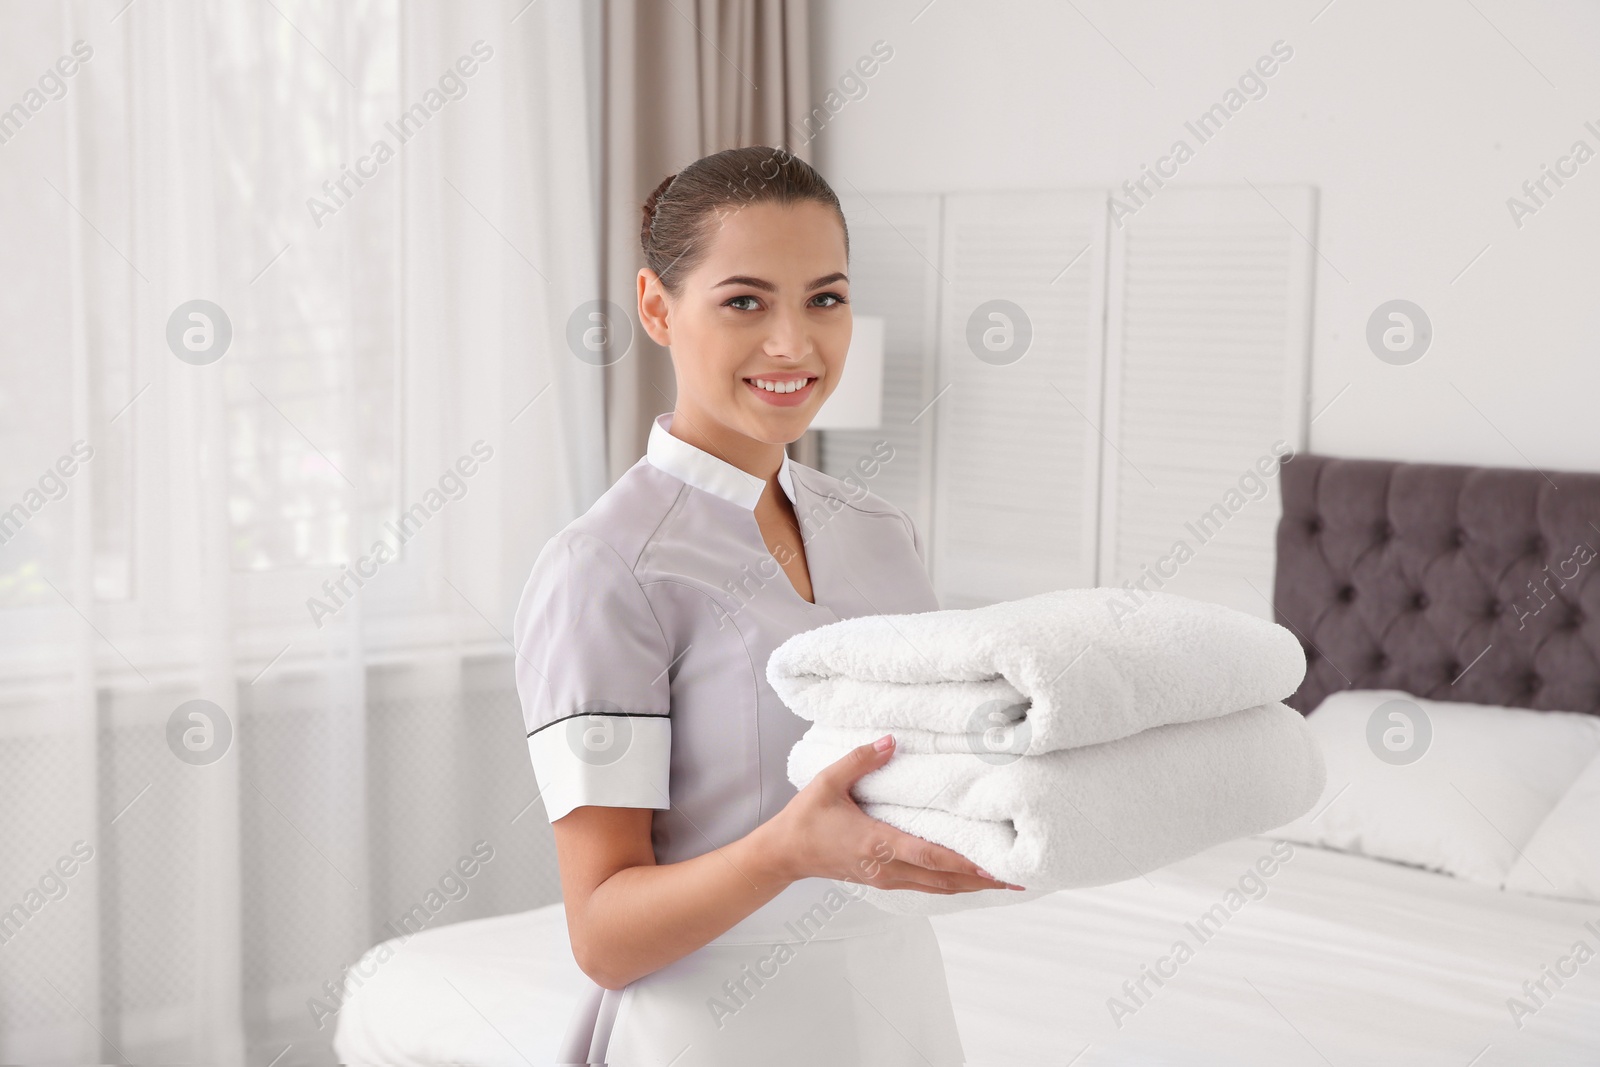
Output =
[{"x1": 762, "y1": 735, "x2": 1025, "y2": 894}]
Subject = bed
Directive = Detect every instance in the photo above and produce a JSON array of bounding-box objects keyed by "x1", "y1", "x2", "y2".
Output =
[
  {"x1": 330, "y1": 833, "x2": 1600, "y2": 1066},
  {"x1": 335, "y1": 453, "x2": 1600, "y2": 1065}
]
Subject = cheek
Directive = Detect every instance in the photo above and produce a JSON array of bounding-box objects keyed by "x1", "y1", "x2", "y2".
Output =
[
  {"x1": 826, "y1": 317, "x2": 853, "y2": 353},
  {"x1": 823, "y1": 334, "x2": 851, "y2": 374},
  {"x1": 678, "y1": 329, "x2": 747, "y2": 388}
]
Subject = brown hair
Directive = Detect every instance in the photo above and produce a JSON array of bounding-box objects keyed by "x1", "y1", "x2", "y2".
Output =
[{"x1": 640, "y1": 145, "x2": 848, "y2": 298}]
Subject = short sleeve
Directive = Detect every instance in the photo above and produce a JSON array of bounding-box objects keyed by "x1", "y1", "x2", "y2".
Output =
[
  {"x1": 895, "y1": 504, "x2": 929, "y2": 571},
  {"x1": 511, "y1": 530, "x2": 673, "y2": 823}
]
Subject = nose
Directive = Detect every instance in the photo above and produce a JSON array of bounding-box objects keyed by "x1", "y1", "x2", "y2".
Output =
[{"x1": 763, "y1": 302, "x2": 811, "y2": 362}]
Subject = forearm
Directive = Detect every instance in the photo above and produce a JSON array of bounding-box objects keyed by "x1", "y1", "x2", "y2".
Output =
[{"x1": 575, "y1": 817, "x2": 796, "y2": 990}]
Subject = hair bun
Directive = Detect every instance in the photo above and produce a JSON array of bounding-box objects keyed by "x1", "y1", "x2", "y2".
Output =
[{"x1": 641, "y1": 172, "x2": 678, "y2": 249}]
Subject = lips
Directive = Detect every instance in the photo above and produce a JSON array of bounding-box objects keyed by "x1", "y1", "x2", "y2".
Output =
[{"x1": 743, "y1": 374, "x2": 818, "y2": 407}]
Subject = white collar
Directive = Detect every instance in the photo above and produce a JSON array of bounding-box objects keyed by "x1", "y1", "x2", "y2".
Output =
[{"x1": 646, "y1": 411, "x2": 796, "y2": 509}]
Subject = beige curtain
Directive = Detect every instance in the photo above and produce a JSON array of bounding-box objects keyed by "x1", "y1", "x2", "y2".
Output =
[{"x1": 600, "y1": 0, "x2": 816, "y2": 482}]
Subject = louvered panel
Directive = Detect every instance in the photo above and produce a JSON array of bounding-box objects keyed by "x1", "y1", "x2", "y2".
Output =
[
  {"x1": 931, "y1": 191, "x2": 1107, "y2": 607},
  {"x1": 1099, "y1": 187, "x2": 1315, "y2": 618},
  {"x1": 820, "y1": 193, "x2": 941, "y2": 543}
]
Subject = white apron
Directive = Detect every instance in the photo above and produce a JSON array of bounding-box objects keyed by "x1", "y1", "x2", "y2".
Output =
[{"x1": 560, "y1": 876, "x2": 967, "y2": 1066}]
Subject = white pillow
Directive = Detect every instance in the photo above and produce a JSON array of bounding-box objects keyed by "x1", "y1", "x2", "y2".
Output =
[
  {"x1": 1503, "y1": 751, "x2": 1600, "y2": 901},
  {"x1": 1265, "y1": 689, "x2": 1600, "y2": 886}
]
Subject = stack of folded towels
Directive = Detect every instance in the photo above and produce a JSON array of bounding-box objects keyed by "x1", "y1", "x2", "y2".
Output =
[{"x1": 768, "y1": 588, "x2": 1325, "y2": 916}]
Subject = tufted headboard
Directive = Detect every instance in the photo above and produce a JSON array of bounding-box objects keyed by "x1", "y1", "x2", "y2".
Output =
[{"x1": 1273, "y1": 453, "x2": 1600, "y2": 717}]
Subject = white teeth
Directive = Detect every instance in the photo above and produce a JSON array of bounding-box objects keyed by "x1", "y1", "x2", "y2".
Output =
[{"x1": 749, "y1": 377, "x2": 813, "y2": 393}]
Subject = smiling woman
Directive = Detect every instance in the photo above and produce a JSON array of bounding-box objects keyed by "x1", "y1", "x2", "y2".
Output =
[
  {"x1": 635, "y1": 149, "x2": 858, "y2": 609},
  {"x1": 512, "y1": 145, "x2": 1005, "y2": 1065},
  {"x1": 637, "y1": 149, "x2": 852, "y2": 446}
]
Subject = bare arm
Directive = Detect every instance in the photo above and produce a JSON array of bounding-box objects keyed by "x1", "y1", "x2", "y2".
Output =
[{"x1": 554, "y1": 735, "x2": 1024, "y2": 991}]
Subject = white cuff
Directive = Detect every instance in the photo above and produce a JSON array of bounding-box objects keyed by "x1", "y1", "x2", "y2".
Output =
[{"x1": 527, "y1": 713, "x2": 672, "y2": 822}]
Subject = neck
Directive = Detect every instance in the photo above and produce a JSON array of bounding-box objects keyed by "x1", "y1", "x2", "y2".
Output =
[{"x1": 668, "y1": 406, "x2": 788, "y2": 489}]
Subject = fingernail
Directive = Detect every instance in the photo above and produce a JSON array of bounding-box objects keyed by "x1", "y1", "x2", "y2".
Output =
[
  {"x1": 1009, "y1": 884, "x2": 1026, "y2": 891},
  {"x1": 976, "y1": 867, "x2": 995, "y2": 879},
  {"x1": 873, "y1": 734, "x2": 894, "y2": 752}
]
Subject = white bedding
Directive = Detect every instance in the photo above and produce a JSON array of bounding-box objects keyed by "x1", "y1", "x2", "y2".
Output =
[{"x1": 333, "y1": 837, "x2": 1600, "y2": 1066}]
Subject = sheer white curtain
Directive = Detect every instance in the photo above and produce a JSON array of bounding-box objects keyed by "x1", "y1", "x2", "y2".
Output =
[{"x1": 0, "y1": 1, "x2": 602, "y2": 1062}]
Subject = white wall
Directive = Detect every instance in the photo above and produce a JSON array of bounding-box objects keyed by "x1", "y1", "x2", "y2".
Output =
[{"x1": 809, "y1": 0, "x2": 1600, "y2": 474}]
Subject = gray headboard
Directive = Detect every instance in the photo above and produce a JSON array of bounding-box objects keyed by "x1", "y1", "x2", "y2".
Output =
[{"x1": 1272, "y1": 453, "x2": 1600, "y2": 716}]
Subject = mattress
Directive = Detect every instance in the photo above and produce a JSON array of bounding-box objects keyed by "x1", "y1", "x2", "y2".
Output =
[{"x1": 332, "y1": 837, "x2": 1600, "y2": 1065}]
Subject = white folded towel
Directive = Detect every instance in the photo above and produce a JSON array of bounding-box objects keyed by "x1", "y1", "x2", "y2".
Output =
[
  {"x1": 767, "y1": 588, "x2": 1306, "y2": 755},
  {"x1": 787, "y1": 702, "x2": 1326, "y2": 916}
]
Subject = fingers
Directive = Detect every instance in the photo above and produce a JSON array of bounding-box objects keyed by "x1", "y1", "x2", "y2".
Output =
[
  {"x1": 841, "y1": 833, "x2": 1020, "y2": 892},
  {"x1": 880, "y1": 828, "x2": 1016, "y2": 884},
  {"x1": 871, "y1": 828, "x2": 1026, "y2": 892},
  {"x1": 834, "y1": 845, "x2": 1013, "y2": 893},
  {"x1": 814, "y1": 734, "x2": 896, "y2": 792},
  {"x1": 809, "y1": 740, "x2": 1031, "y2": 894},
  {"x1": 888, "y1": 831, "x2": 990, "y2": 879},
  {"x1": 836, "y1": 868, "x2": 963, "y2": 894},
  {"x1": 866, "y1": 858, "x2": 1018, "y2": 893}
]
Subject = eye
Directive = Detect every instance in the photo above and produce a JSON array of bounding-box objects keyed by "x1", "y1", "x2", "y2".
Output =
[
  {"x1": 725, "y1": 294, "x2": 761, "y2": 312},
  {"x1": 811, "y1": 291, "x2": 847, "y2": 308}
]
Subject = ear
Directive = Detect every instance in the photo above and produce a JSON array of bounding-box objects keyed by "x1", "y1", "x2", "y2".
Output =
[{"x1": 638, "y1": 269, "x2": 672, "y2": 347}]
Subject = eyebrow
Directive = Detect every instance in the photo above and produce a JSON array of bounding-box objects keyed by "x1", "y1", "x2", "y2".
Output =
[{"x1": 712, "y1": 272, "x2": 848, "y2": 293}]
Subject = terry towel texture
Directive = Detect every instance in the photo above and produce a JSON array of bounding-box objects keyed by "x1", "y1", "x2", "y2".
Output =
[
  {"x1": 767, "y1": 588, "x2": 1307, "y2": 755},
  {"x1": 769, "y1": 589, "x2": 1323, "y2": 916},
  {"x1": 787, "y1": 702, "x2": 1326, "y2": 916}
]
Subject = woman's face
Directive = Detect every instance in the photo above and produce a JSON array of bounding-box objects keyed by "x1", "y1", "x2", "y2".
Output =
[{"x1": 638, "y1": 199, "x2": 850, "y2": 447}]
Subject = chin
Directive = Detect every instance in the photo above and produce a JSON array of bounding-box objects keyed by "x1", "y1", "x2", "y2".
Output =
[{"x1": 735, "y1": 404, "x2": 812, "y2": 441}]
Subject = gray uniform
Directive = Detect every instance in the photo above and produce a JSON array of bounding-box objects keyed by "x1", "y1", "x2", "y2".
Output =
[{"x1": 514, "y1": 411, "x2": 967, "y2": 1065}]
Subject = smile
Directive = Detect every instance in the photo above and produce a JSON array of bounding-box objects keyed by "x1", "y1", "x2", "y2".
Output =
[{"x1": 743, "y1": 375, "x2": 817, "y2": 406}]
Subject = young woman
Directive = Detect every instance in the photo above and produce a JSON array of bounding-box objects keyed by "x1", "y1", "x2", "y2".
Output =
[{"x1": 513, "y1": 145, "x2": 1023, "y2": 1066}]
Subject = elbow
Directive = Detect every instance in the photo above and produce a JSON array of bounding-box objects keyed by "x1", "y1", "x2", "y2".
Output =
[
  {"x1": 583, "y1": 965, "x2": 633, "y2": 992},
  {"x1": 591, "y1": 971, "x2": 630, "y2": 992},
  {"x1": 573, "y1": 940, "x2": 632, "y2": 992}
]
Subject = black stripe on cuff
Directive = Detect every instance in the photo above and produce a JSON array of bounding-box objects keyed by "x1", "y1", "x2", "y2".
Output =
[{"x1": 527, "y1": 710, "x2": 669, "y2": 739}]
